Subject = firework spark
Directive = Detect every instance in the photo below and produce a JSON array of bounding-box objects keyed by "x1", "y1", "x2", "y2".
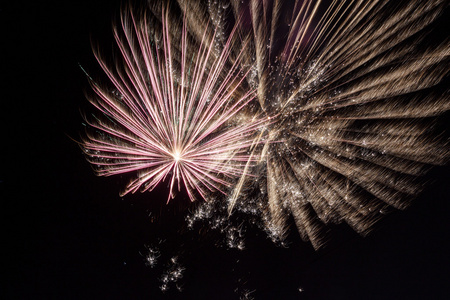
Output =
[{"x1": 83, "y1": 0, "x2": 449, "y2": 248}]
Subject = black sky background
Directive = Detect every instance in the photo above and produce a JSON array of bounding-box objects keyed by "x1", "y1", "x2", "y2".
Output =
[{"x1": 2, "y1": 1, "x2": 449, "y2": 299}]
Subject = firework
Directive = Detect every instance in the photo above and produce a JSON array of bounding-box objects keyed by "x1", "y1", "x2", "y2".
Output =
[
  {"x1": 82, "y1": 4, "x2": 265, "y2": 202},
  {"x1": 83, "y1": 0, "x2": 449, "y2": 248},
  {"x1": 232, "y1": 0, "x2": 450, "y2": 248}
]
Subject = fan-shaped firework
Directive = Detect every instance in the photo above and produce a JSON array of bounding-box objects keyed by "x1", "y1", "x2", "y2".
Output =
[{"x1": 82, "y1": 0, "x2": 449, "y2": 248}]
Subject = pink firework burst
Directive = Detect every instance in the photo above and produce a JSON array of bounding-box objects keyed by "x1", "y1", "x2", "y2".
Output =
[{"x1": 82, "y1": 6, "x2": 265, "y2": 202}]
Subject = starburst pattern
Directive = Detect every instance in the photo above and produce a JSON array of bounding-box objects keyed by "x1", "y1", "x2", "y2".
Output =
[
  {"x1": 82, "y1": 0, "x2": 449, "y2": 248},
  {"x1": 82, "y1": 5, "x2": 265, "y2": 201}
]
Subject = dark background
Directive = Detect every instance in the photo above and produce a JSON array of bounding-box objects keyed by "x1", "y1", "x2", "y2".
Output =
[{"x1": 2, "y1": 1, "x2": 449, "y2": 299}]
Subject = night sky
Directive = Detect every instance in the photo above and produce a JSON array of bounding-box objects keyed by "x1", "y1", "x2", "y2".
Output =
[{"x1": 3, "y1": 1, "x2": 449, "y2": 299}]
